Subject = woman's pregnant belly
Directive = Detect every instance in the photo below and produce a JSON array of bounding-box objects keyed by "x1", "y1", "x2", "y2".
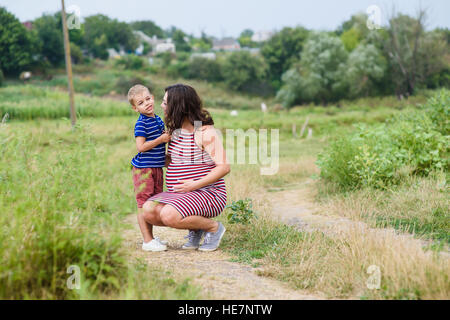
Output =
[{"x1": 166, "y1": 162, "x2": 216, "y2": 192}]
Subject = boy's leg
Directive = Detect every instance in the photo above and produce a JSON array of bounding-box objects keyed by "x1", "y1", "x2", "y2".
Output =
[
  {"x1": 137, "y1": 208, "x2": 153, "y2": 243},
  {"x1": 133, "y1": 167, "x2": 156, "y2": 243}
]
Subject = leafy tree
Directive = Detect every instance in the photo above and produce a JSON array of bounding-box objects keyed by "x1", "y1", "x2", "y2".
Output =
[
  {"x1": 33, "y1": 12, "x2": 84, "y2": 66},
  {"x1": 70, "y1": 42, "x2": 83, "y2": 64},
  {"x1": 277, "y1": 32, "x2": 348, "y2": 106},
  {"x1": 222, "y1": 51, "x2": 268, "y2": 92},
  {"x1": 261, "y1": 26, "x2": 309, "y2": 88},
  {"x1": 131, "y1": 20, "x2": 164, "y2": 38},
  {"x1": 421, "y1": 29, "x2": 450, "y2": 89},
  {"x1": 340, "y1": 27, "x2": 361, "y2": 51},
  {"x1": 340, "y1": 44, "x2": 387, "y2": 98},
  {"x1": 336, "y1": 13, "x2": 368, "y2": 36},
  {"x1": 83, "y1": 14, "x2": 138, "y2": 59},
  {"x1": 238, "y1": 29, "x2": 256, "y2": 48},
  {"x1": 172, "y1": 29, "x2": 191, "y2": 52},
  {"x1": 91, "y1": 34, "x2": 109, "y2": 60},
  {"x1": 33, "y1": 14, "x2": 65, "y2": 66},
  {"x1": 142, "y1": 42, "x2": 152, "y2": 55},
  {"x1": 164, "y1": 26, "x2": 177, "y2": 38},
  {"x1": 0, "y1": 7, "x2": 35, "y2": 75},
  {"x1": 187, "y1": 57, "x2": 223, "y2": 82},
  {"x1": 0, "y1": 68, "x2": 4, "y2": 87},
  {"x1": 190, "y1": 32, "x2": 213, "y2": 52},
  {"x1": 382, "y1": 11, "x2": 448, "y2": 96}
]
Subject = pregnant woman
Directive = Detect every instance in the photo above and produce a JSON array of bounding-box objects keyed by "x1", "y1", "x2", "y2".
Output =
[{"x1": 141, "y1": 83, "x2": 230, "y2": 252}]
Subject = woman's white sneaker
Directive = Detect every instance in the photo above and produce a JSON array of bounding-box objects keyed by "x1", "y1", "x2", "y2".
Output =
[{"x1": 142, "y1": 239, "x2": 167, "y2": 252}]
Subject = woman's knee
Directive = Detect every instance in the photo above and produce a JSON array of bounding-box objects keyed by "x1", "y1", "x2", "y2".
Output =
[
  {"x1": 142, "y1": 201, "x2": 159, "y2": 221},
  {"x1": 160, "y1": 205, "x2": 182, "y2": 226},
  {"x1": 143, "y1": 201, "x2": 161, "y2": 216}
]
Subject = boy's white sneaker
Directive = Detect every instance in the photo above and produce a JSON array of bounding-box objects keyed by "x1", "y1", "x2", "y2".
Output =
[{"x1": 142, "y1": 239, "x2": 167, "y2": 252}]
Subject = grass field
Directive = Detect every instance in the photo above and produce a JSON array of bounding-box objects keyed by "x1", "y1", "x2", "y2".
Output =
[{"x1": 0, "y1": 72, "x2": 448, "y2": 299}]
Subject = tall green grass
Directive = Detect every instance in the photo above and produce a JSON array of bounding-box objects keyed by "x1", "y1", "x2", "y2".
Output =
[
  {"x1": 0, "y1": 120, "x2": 200, "y2": 299},
  {"x1": 0, "y1": 85, "x2": 133, "y2": 120}
]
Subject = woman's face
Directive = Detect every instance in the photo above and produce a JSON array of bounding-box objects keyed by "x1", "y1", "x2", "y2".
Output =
[{"x1": 161, "y1": 92, "x2": 168, "y2": 115}]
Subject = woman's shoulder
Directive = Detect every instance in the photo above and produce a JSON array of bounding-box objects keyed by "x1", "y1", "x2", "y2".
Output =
[
  {"x1": 194, "y1": 125, "x2": 220, "y2": 148},
  {"x1": 198, "y1": 125, "x2": 219, "y2": 138}
]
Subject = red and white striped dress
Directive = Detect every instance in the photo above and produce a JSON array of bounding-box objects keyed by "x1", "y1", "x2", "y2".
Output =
[{"x1": 149, "y1": 128, "x2": 227, "y2": 218}]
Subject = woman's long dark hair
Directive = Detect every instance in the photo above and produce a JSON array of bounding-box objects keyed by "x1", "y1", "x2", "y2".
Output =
[{"x1": 164, "y1": 84, "x2": 214, "y2": 134}]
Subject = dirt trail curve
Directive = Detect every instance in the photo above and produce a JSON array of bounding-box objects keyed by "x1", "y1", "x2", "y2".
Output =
[
  {"x1": 121, "y1": 179, "x2": 374, "y2": 300},
  {"x1": 122, "y1": 178, "x2": 445, "y2": 299}
]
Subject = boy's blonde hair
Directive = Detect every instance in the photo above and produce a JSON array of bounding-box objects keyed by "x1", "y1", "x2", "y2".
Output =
[{"x1": 127, "y1": 84, "x2": 150, "y2": 106}]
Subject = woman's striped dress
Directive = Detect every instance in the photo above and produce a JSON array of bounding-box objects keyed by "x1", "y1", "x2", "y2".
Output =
[{"x1": 148, "y1": 128, "x2": 227, "y2": 218}]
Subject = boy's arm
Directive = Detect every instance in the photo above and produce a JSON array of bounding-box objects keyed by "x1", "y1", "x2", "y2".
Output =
[{"x1": 136, "y1": 132, "x2": 170, "y2": 153}]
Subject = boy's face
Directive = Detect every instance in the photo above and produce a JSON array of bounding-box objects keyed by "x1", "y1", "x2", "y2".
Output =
[{"x1": 132, "y1": 90, "x2": 155, "y2": 117}]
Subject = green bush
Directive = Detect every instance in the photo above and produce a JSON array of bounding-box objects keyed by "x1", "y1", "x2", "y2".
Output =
[
  {"x1": 186, "y1": 57, "x2": 223, "y2": 82},
  {"x1": 0, "y1": 69, "x2": 4, "y2": 87},
  {"x1": 226, "y1": 198, "x2": 257, "y2": 225},
  {"x1": 317, "y1": 91, "x2": 449, "y2": 189},
  {"x1": 115, "y1": 54, "x2": 146, "y2": 70},
  {"x1": 166, "y1": 60, "x2": 189, "y2": 78},
  {"x1": 222, "y1": 51, "x2": 268, "y2": 93},
  {"x1": 115, "y1": 74, "x2": 151, "y2": 95},
  {"x1": 421, "y1": 89, "x2": 449, "y2": 136}
]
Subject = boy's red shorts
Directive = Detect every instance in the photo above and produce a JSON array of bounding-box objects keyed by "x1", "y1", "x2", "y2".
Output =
[{"x1": 132, "y1": 167, "x2": 163, "y2": 208}]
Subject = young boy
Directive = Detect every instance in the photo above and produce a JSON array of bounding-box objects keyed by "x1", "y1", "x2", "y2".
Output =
[{"x1": 128, "y1": 84, "x2": 170, "y2": 252}]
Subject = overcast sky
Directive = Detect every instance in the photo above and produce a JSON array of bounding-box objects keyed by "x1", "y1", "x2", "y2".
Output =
[{"x1": 2, "y1": 0, "x2": 449, "y2": 37}]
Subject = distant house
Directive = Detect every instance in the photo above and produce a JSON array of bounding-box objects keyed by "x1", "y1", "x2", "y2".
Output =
[
  {"x1": 155, "y1": 42, "x2": 175, "y2": 54},
  {"x1": 251, "y1": 31, "x2": 273, "y2": 42},
  {"x1": 133, "y1": 31, "x2": 176, "y2": 54},
  {"x1": 22, "y1": 21, "x2": 33, "y2": 30},
  {"x1": 212, "y1": 38, "x2": 240, "y2": 51}
]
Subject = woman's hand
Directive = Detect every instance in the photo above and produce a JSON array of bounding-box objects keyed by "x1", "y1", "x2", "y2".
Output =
[{"x1": 173, "y1": 179, "x2": 197, "y2": 193}]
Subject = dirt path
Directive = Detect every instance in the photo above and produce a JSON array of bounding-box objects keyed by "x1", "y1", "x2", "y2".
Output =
[
  {"x1": 122, "y1": 178, "x2": 448, "y2": 300},
  {"x1": 271, "y1": 180, "x2": 368, "y2": 235},
  {"x1": 122, "y1": 214, "x2": 322, "y2": 300}
]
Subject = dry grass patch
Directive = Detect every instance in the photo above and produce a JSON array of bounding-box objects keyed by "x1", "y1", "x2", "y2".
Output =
[{"x1": 317, "y1": 172, "x2": 449, "y2": 245}]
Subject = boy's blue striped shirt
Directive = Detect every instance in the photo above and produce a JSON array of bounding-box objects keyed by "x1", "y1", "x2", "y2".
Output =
[{"x1": 131, "y1": 114, "x2": 166, "y2": 168}]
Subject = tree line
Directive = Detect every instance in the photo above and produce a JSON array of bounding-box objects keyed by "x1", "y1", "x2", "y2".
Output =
[{"x1": 0, "y1": 7, "x2": 448, "y2": 106}]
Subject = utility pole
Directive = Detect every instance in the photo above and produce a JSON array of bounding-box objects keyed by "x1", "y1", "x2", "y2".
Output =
[{"x1": 61, "y1": 0, "x2": 77, "y2": 128}]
